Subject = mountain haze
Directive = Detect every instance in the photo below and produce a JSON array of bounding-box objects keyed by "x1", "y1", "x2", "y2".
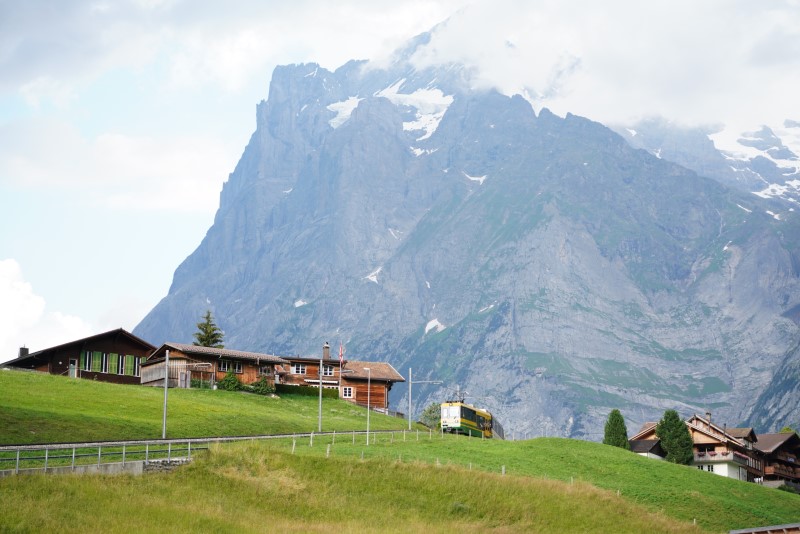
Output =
[{"x1": 135, "y1": 35, "x2": 800, "y2": 438}]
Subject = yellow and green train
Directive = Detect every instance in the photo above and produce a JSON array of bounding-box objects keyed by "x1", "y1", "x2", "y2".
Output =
[{"x1": 440, "y1": 401, "x2": 504, "y2": 439}]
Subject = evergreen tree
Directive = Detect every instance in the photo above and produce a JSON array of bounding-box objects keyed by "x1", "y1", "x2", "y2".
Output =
[
  {"x1": 603, "y1": 409, "x2": 630, "y2": 449},
  {"x1": 656, "y1": 409, "x2": 694, "y2": 465},
  {"x1": 193, "y1": 310, "x2": 224, "y2": 348},
  {"x1": 780, "y1": 426, "x2": 797, "y2": 434}
]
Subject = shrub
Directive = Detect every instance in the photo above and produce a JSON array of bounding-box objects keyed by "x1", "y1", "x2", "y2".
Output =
[
  {"x1": 251, "y1": 376, "x2": 276, "y2": 396},
  {"x1": 218, "y1": 372, "x2": 242, "y2": 391}
]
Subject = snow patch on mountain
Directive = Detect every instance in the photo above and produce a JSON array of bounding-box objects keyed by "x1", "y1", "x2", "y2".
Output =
[
  {"x1": 364, "y1": 266, "x2": 382, "y2": 284},
  {"x1": 294, "y1": 299, "x2": 308, "y2": 307},
  {"x1": 463, "y1": 171, "x2": 487, "y2": 185},
  {"x1": 376, "y1": 78, "x2": 453, "y2": 141},
  {"x1": 425, "y1": 318, "x2": 445, "y2": 334},
  {"x1": 327, "y1": 97, "x2": 363, "y2": 128},
  {"x1": 411, "y1": 147, "x2": 438, "y2": 156}
]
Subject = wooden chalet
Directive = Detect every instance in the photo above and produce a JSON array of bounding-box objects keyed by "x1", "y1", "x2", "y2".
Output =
[
  {"x1": 755, "y1": 432, "x2": 800, "y2": 489},
  {"x1": 276, "y1": 343, "x2": 405, "y2": 411},
  {"x1": 629, "y1": 413, "x2": 763, "y2": 482},
  {"x1": 1, "y1": 328, "x2": 154, "y2": 385},
  {"x1": 141, "y1": 342, "x2": 287, "y2": 388}
]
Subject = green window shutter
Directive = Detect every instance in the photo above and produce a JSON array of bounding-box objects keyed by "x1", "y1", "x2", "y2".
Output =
[
  {"x1": 109, "y1": 353, "x2": 119, "y2": 374},
  {"x1": 80, "y1": 351, "x2": 86, "y2": 370},
  {"x1": 124, "y1": 355, "x2": 134, "y2": 376},
  {"x1": 92, "y1": 351, "x2": 103, "y2": 372}
]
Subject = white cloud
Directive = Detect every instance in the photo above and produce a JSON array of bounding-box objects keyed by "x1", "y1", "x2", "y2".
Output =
[
  {"x1": 0, "y1": 119, "x2": 231, "y2": 213},
  {"x1": 0, "y1": 259, "x2": 94, "y2": 364},
  {"x1": 409, "y1": 1, "x2": 800, "y2": 128}
]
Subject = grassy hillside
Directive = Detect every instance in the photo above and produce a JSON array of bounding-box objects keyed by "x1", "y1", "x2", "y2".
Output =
[
  {"x1": 1, "y1": 440, "x2": 698, "y2": 534},
  {"x1": 1, "y1": 370, "x2": 798, "y2": 533},
  {"x1": 0, "y1": 370, "x2": 409, "y2": 444}
]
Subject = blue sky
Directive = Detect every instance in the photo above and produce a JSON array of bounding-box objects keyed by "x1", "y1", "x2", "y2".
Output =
[{"x1": 1, "y1": 0, "x2": 798, "y2": 361}]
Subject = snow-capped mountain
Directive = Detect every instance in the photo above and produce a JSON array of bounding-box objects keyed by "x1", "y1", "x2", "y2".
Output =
[
  {"x1": 615, "y1": 119, "x2": 800, "y2": 218},
  {"x1": 135, "y1": 33, "x2": 800, "y2": 438}
]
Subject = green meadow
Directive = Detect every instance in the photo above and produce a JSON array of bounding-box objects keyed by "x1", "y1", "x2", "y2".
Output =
[
  {"x1": 1, "y1": 370, "x2": 799, "y2": 533},
  {"x1": 0, "y1": 370, "x2": 408, "y2": 444}
]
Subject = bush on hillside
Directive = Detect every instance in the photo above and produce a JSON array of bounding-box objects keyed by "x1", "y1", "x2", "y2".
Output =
[
  {"x1": 218, "y1": 372, "x2": 242, "y2": 391},
  {"x1": 251, "y1": 376, "x2": 276, "y2": 396}
]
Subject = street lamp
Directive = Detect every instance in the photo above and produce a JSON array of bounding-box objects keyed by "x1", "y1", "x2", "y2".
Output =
[
  {"x1": 364, "y1": 367, "x2": 371, "y2": 445},
  {"x1": 407, "y1": 367, "x2": 442, "y2": 430},
  {"x1": 319, "y1": 342, "x2": 329, "y2": 433}
]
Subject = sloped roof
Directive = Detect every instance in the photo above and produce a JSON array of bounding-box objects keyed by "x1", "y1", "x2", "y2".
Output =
[
  {"x1": 2, "y1": 328, "x2": 156, "y2": 368},
  {"x1": 147, "y1": 342, "x2": 288, "y2": 365},
  {"x1": 629, "y1": 439, "x2": 664, "y2": 455},
  {"x1": 342, "y1": 360, "x2": 405, "y2": 382},
  {"x1": 629, "y1": 422, "x2": 657, "y2": 441},
  {"x1": 728, "y1": 427, "x2": 758, "y2": 442},
  {"x1": 755, "y1": 432, "x2": 800, "y2": 454}
]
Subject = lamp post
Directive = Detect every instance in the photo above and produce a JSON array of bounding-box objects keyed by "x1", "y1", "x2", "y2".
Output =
[
  {"x1": 162, "y1": 349, "x2": 169, "y2": 439},
  {"x1": 407, "y1": 367, "x2": 442, "y2": 430},
  {"x1": 319, "y1": 342, "x2": 329, "y2": 433},
  {"x1": 364, "y1": 367, "x2": 371, "y2": 445}
]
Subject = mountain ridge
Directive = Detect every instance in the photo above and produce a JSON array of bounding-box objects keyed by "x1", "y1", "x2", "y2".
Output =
[{"x1": 135, "y1": 50, "x2": 800, "y2": 438}]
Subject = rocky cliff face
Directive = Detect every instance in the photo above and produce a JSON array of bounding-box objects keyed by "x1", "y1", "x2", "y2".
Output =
[{"x1": 135, "y1": 40, "x2": 800, "y2": 438}]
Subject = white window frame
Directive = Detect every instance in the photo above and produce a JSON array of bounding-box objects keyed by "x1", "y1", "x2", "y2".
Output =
[
  {"x1": 291, "y1": 363, "x2": 306, "y2": 375},
  {"x1": 322, "y1": 364, "x2": 334, "y2": 377},
  {"x1": 117, "y1": 354, "x2": 125, "y2": 375},
  {"x1": 342, "y1": 387, "x2": 353, "y2": 398},
  {"x1": 219, "y1": 359, "x2": 230, "y2": 372},
  {"x1": 83, "y1": 351, "x2": 92, "y2": 371},
  {"x1": 259, "y1": 365, "x2": 272, "y2": 376},
  {"x1": 101, "y1": 353, "x2": 109, "y2": 373},
  {"x1": 133, "y1": 357, "x2": 141, "y2": 377},
  {"x1": 233, "y1": 361, "x2": 243, "y2": 374}
]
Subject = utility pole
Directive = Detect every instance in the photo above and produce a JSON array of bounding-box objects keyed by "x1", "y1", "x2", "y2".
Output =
[
  {"x1": 407, "y1": 367, "x2": 442, "y2": 430},
  {"x1": 162, "y1": 349, "x2": 169, "y2": 439}
]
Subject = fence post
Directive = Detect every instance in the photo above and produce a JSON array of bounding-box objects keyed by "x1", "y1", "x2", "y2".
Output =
[
  {"x1": 391, "y1": 432, "x2": 394, "y2": 444},
  {"x1": 352, "y1": 430, "x2": 355, "y2": 445},
  {"x1": 145, "y1": 443, "x2": 149, "y2": 465},
  {"x1": 71, "y1": 448, "x2": 76, "y2": 471},
  {"x1": 122, "y1": 444, "x2": 126, "y2": 466},
  {"x1": 332, "y1": 430, "x2": 336, "y2": 445},
  {"x1": 188, "y1": 442, "x2": 191, "y2": 460},
  {"x1": 98, "y1": 446, "x2": 102, "y2": 466},
  {"x1": 44, "y1": 448, "x2": 49, "y2": 472},
  {"x1": 292, "y1": 439, "x2": 296, "y2": 454},
  {"x1": 326, "y1": 444, "x2": 331, "y2": 458},
  {"x1": 15, "y1": 449, "x2": 19, "y2": 474},
  {"x1": 502, "y1": 465, "x2": 506, "y2": 476},
  {"x1": 310, "y1": 433, "x2": 314, "y2": 447},
  {"x1": 168, "y1": 442, "x2": 172, "y2": 461}
]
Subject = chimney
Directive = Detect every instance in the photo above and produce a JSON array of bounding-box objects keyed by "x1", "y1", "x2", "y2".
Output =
[
  {"x1": 323, "y1": 342, "x2": 330, "y2": 360},
  {"x1": 18, "y1": 347, "x2": 29, "y2": 358}
]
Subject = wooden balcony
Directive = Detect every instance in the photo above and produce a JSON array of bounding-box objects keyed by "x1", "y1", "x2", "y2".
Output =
[
  {"x1": 694, "y1": 451, "x2": 748, "y2": 465},
  {"x1": 764, "y1": 464, "x2": 799, "y2": 480}
]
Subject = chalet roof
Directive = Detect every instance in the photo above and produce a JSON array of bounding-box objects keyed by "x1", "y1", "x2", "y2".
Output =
[
  {"x1": 341, "y1": 360, "x2": 405, "y2": 382},
  {"x1": 629, "y1": 422, "x2": 657, "y2": 441},
  {"x1": 728, "y1": 427, "x2": 758, "y2": 442},
  {"x1": 755, "y1": 432, "x2": 800, "y2": 454},
  {"x1": 145, "y1": 342, "x2": 288, "y2": 365},
  {"x1": 2, "y1": 328, "x2": 156, "y2": 369},
  {"x1": 686, "y1": 414, "x2": 745, "y2": 447},
  {"x1": 629, "y1": 439, "x2": 663, "y2": 455}
]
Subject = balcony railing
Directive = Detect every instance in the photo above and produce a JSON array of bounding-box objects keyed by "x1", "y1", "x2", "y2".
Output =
[{"x1": 694, "y1": 451, "x2": 748, "y2": 465}]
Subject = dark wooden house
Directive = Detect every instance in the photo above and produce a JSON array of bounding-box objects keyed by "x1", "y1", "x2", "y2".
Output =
[
  {"x1": 1, "y1": 328, "x2": 155, "y2": 385},
  {"x1": 141, "y1": 342, "x2": 288, "y2": 388},
  {"x1": 277, "y1": 344, "x2": 404, "y2": 411},
  {"x1": 756, "y1": 432, "x2": 800, "y2": 488}
]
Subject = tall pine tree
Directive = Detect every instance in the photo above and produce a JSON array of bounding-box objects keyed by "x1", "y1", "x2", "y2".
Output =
[
  {"x1": 193, "y1": 310, "x2": 224, "y2": 348},
  {"x1": 603, "y1": 409, "x2": 630, "y2": 449},
  {"x1": 655, "y1": 409, "x2": 694, "y2": 465}
]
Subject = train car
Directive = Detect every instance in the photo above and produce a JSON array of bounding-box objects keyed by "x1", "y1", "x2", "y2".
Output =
[{"x1": 440, "y1": 401, "x2": 504, "y2": 439}]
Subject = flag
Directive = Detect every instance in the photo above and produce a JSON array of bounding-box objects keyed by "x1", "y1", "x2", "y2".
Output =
[{"x1": 339, "y1": 341, "x2": 345, "y2": 364}]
